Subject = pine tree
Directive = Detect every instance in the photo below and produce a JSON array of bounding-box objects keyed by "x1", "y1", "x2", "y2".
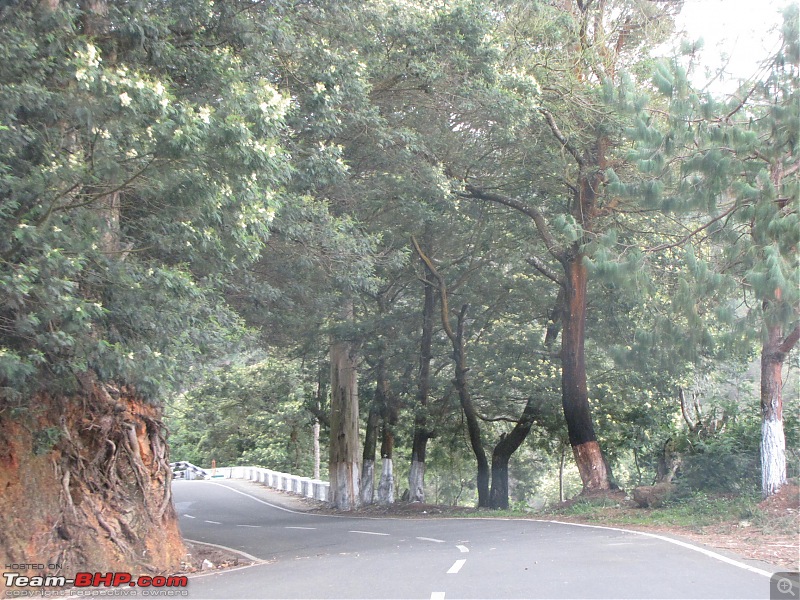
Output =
[{"x1": 625, "y1": 6, "x2": 799, "y2": 497}]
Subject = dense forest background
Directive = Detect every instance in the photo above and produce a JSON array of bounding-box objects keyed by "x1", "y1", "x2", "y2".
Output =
[{"x1": 0, "y1": 0, "x2": 797, "y2": 573}]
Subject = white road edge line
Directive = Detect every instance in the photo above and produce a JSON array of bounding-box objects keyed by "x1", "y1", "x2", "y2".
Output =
[
  {"x1": 540, "y1": 519, "x2": 774, "y2": 578},
  {"x1": 447, "y1": 559, "x2": 467, "y2": 574},
  {"x1": 431, "y1": 593, "x2": 446, "y2": 600},
  {"x1": 349, "y1": 530, "x2": 390, "y2": 536},
  {"x1": 417, "y1": 537, "x2": 446, "y2": 543},
  {"x1": 456, "y1": 544, "x2": 469, "y2": 553},
  {"x1": 186, "y1": 480, "x2": 415, "y2": 521}
]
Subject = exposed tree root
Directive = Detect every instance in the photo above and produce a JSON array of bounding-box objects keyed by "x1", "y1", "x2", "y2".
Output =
[{"x1": 0, "y1": 373, "x2": 185, "y2": 581}]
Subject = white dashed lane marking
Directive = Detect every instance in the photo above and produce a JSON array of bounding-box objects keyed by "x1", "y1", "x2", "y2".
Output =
[
  {"x1": 417, "y1": 537, "x2": 446, "y2": 543},
  {"x1": 183, "y1": 514, "x2": 196, "y2": 519},
  {"x1": 236, "y1": 524, "x2": 261, "y2": 528},
  {"x1": 349, "y1": 530, "x2": 390, "y2": 536},
  {"x1": 204, "y1": 520, "x2": 222, "y2": 524},
  {"x1": 430, "y1": 593, "x2": 446, "y2": 600},
  {"x1": 285, "y1": 526, "x2": 317, "y2": 530},
  {"x1": 447, "y1": 559, "x2": 466, "y2": 574},
  {"x1": 456, "y1": 545, "x2": 469, "y2": 553}
]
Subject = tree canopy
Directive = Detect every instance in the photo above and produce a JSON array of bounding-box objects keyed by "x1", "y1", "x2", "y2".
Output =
[{"x1": 1, "y1": 1, "x2": 798, "y2": 571}]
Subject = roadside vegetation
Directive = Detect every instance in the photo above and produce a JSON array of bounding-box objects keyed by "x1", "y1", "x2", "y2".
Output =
[{"x1": 1, "y1": 0, "x2": 797, "y2": 578}]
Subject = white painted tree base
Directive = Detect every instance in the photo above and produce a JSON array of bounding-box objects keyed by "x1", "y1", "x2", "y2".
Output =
[
  {"x1": 377, "y1": 458, "x2": 394, "y2": 504},
  {"x1": 409, "y1": 460, "x2": 425, "y2": 502},
  {"x1": 761, "y1": 416, "x2": 787, "y2": 497},
  {"x1": 361, "y1": 459, "x2": 375, "y2": 505},
  {"x1": 330, "y1": 460, "x2": 360, "y2": 510}
]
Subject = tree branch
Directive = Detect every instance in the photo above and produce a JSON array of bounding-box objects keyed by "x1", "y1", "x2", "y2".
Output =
[
  {"x1": 679, "y1": 387, "x2": 698, "y2": 433},
  {"x1": 477, "y1": 413, "x2": 521, "y2": 424},
  {"x1": 462, "y1": 184, "x2": 564, "y2": 260},
  {"x1": 411, "y1": 236, "x2": 456, "y2": 343},
  {"x1": 778, "y1": 324, "x2": 800, "y2": 355},
  {"x1": 646, "y1": 205, "x2": 738, "y2": 252},
  {"x1": 540, "y1": 108, "x2": 585, "y2": 168},
  {"x1": 526, "y1": 255, "x2": 565, "y2": 286}
]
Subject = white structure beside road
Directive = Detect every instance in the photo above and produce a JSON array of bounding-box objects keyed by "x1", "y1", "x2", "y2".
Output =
[{"x1": 170, "y1": 462, "x2": 331, "y2": 502}]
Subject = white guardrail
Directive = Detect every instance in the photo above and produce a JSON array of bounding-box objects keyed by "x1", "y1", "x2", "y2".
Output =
[{"x1": 170, "y1": 461, "x2": 331, "y2": 502}]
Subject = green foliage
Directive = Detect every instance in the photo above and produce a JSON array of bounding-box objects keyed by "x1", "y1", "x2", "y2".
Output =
[
  {"x1": 0, "y1": 2, "x2": 290, "y2": 401},
  {"x1": 678, "y1": 425, "x2": 761, "y2": 494},
  {"x1": 553, "y1": 491, "x2": 762, "y2": 529},
  {"x1": 167, "y1": 356, "x2": 324, "y2": 477},
  {"x1": 4, "y1": 0, "x2": 793, "y2": 511}
]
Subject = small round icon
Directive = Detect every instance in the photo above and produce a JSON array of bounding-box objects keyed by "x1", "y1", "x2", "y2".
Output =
[{"x1": 778, "y1": 577, "x2": 797, "y2": 597}]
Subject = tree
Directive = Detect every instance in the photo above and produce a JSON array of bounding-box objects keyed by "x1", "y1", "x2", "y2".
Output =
[
  {"x1": 488, "y1": 398, "x2": 540, "y2": 510},
  {"x1": 749, "y1": 9, "x2": 800, "y2": 497},
  {"x1": 626, "y1": 5, "x2": 799, "y2": 497},
  {"x1": 409, "y1": 259, "x2": 437, "y2": 501},
  {"x1": 328, "y1": 302, "x2": 362, "y2": 509},
  {"x1": 458, "y1": 0, "x2": 682, "y2": 493},
  {"x1": 0, "y1": 0, "x2": 290, "y2": 573}
]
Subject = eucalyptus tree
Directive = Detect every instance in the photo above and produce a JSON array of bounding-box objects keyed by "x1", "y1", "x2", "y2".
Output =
[{"x1": 273, "y1": 0, "x2": 506, "y2": 506}]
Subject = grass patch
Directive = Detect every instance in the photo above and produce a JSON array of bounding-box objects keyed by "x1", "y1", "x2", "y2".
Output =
[
  {"x1": 429, "y1": 491, "x2": 790, "y2": 536},
  {"x1": 550, "y1": 492, "x2": 763, "y2": 529}
]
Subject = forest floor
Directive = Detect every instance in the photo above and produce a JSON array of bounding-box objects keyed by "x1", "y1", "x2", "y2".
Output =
[{"x1": 177, "y1": 482, "x2": 799, "y2": 574}]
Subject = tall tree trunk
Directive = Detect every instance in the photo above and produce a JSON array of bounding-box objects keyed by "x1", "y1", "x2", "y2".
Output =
[
  {"x1": 80, "y1": 0, "x2": 108, "y2": 36},
  {"x1": 313, "y1": 374, "x2": 326, "y2": 481},
  {"x1": 329, "y1": 302, "x2": 360, "y2": 510},
  {"x1": 312, "y1": 417, "x2": 321, "y2": 481},
  {"x1": 560, "y1": 254, "x2": 612, "y2": 492},
  {"x1": 377, "y1": 429, "x2": 395, "y2": 505},
  {"x1": 559, "y1": 441, "x2": 567, "y2": 503},
  {"x1": 489, "y1": 398, "x2": 539, "y2": 509},
  {"x1": 453, "y1": 305, "x2": 490, "y2": 507},
  {"x1": 377, "y1": 358, "x2": 397, "y2": 504},
  {"x1": 361, "y1": 400, "x2": 380, "y2": 506},
  {"x1": 760, "y1": 321, "x2": 799, "y2": 497},
  {"x1": 412, "y1": 238, "x2": 489, "y2": 507},
  {"x1": 409, "y1": 264, "x2": 436, "y2": 502}
]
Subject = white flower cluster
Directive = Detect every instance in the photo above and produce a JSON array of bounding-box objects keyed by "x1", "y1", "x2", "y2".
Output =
[
  {"x1": 73, "y1": 44, "x2": 171, "y2": 110},
  {"x1": 258, "y1": 82, "x2": 290, "y2": 121},
  {"x1": 198, "y1": 106, "x2": 212, "y2": 124}
]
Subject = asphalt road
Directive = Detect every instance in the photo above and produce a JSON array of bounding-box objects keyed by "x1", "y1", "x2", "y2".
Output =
[{"x1": 172, "y1": 480, "x2": 779, "y2": 599}]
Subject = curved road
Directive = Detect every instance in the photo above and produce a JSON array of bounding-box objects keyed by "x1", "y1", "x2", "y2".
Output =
[{"x1": 172, "y1": 480, "x2": 778, "y2": 599}]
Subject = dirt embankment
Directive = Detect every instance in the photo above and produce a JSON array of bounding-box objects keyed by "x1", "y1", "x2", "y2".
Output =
[{"x1": 0, "y1": 377, "x2": 185, "y2": 592}]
